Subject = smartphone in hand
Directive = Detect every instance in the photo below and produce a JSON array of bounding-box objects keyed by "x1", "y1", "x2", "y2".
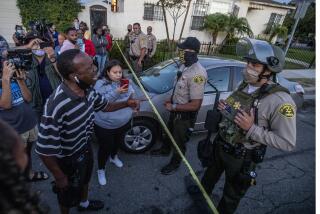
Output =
[{"x1": 120, "y1": 78, "x2": 129, "y2": 89}]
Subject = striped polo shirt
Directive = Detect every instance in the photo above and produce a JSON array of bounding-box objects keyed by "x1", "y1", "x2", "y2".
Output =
[{"x1": 35, "y1": 83, "x2": 108, "y2": 158}]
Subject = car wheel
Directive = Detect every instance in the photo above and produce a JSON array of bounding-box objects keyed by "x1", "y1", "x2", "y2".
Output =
[{"x1": 121, "y1": 118, "x2": 158, "y2": 153}]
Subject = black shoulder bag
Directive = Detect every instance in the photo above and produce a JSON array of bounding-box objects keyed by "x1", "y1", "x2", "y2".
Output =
[{"x1": 197, "y1": 81, "x2": 222, "y2": 168}]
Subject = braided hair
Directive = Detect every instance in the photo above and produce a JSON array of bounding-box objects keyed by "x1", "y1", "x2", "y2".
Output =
[{"x1": 0, "y1": 119, "x2": 46, "y2": 213}]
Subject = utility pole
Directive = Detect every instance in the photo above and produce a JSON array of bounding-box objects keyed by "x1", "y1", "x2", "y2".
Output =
[{"x1": 284, "y1": 0, "x2": 312, "y2": 55}]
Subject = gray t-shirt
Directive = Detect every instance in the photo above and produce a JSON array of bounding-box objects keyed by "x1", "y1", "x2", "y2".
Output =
[
  {"x1": 0, "y1": 81, "x2": 37, "y2": 134},
  {"x1": 94, "y1": 78, "x2": 134, "y2": 129}
]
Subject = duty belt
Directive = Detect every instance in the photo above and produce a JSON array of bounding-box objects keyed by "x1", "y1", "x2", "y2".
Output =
[{"x1": 173, "y1": 111, "x2": 197, "y2": 120}]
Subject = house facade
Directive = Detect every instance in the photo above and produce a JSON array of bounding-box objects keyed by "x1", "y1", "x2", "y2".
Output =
[{"x1": 0, "y1": 0, "x2": 295, "y2": 44}]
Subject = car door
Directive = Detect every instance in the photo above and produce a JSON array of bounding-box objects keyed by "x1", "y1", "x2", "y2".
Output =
[{"x1": 194, "y1": 66, "x2": 232, "y2": 131}]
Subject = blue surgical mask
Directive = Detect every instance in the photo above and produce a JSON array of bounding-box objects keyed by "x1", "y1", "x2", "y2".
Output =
[{"x1": 32, "y1": 49, "x2": 45, "y2": 57}]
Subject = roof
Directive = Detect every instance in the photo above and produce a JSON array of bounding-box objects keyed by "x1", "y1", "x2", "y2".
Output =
[{"x1": 250, "y1": 0, "x2": 296, "y2": 9}]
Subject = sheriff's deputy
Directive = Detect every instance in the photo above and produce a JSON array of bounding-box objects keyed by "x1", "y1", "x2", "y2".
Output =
[
  {"x1": 151, "y1": 37, "x2": 207, "y2": 175},
  {"x1": 198, "y1": 38, "x2": 296, "y2": 214},
  {"x1": 129, "y1": 23, "x2": 147, "y2": 76}
]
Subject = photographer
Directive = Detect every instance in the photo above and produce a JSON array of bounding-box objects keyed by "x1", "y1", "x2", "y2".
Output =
[
  {"x1": 12, "y1": 25, "x2": 26, "y2": 47},
  {"x1": 0, "y1": 61, "x2": 49, "y2": 182},
  {"x1": 26, "y1": 37, "x2": 61, "y2": 118}
]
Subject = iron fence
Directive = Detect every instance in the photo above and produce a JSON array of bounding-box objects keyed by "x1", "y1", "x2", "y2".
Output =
[{"x1": 110, "y1": 39, "x2": 315, "y2": 70}]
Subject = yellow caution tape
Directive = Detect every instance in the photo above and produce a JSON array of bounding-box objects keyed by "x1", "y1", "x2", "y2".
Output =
[{"x1": 115, "y1": 41, "x2": 219, "y2": 214}]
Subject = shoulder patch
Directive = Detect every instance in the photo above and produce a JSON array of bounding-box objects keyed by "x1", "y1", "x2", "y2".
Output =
[
  {"x1": 193, "y1": 75, "x2": 205, "y2": 85},
  {"x1": 278, "y1": 103, "x2": 295, "y2": 118}
]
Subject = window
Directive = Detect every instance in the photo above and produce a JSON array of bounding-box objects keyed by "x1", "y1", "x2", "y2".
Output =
[
  {"x1": 110, "y1": 0, "x2": 124, "y2": 12},
  {"x1": 210, "y1": 1, "x2": 232, "y2": 14},
  {"x1": 265, "y1": 13, "x2": 283, "y2": 34},
  {"x1": 143, "y1": 3, "x2": 164, "y2": 21},
  {"x1": 191, "y1": 0, "x2": 209, "y2": 30},
  {"x1": 233, "y1": 66, "x2": 245, "y2": 89},
  {"x1": 205, "y1": 67, "x2": 231, "y2": 93},
  {"x1": 232, "y1": 4, "x2": 240, "y2": 17}
]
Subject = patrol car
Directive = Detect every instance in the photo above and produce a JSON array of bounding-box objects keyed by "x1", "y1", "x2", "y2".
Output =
[{"x1": 120, "y1": 56, "x2": 304, "y2": 153}]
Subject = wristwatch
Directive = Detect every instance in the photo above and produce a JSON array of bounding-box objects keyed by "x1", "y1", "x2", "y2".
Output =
[
  {"x1": 50, "y1": 57, "x2": 57, "y2": 63},
  {"x1": 172, "y1": 104, "x2": 177, "y2": 111}
]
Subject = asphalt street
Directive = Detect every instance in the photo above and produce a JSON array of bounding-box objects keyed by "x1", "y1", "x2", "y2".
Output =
[{"x1": 31, "y1": 105, "x2": 315, "y2": 214}]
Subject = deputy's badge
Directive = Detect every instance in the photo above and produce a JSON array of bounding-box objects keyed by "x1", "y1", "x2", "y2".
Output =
[
  {"x1": 278, "y1": 103, "x2": 295, "y2": 118},
  {"x1": 193, "y1": 75, "x2": 205, "y2": 84},
  {"x1": 233, "y1": 102, "x2": 241, "y2": 110}
]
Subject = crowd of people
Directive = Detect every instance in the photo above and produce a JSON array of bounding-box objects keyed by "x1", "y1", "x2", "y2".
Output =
[
  {"x1": 0, "y1": 16, "x2": 296, "y2": 214},
  {"x1": 0, "y1": 18, "x2": 159, "y2": 214}
]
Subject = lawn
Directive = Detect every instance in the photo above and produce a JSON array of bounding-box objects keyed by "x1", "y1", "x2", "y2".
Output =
[{"x1": 286, "y1": 48, "x2": 315, "y2": 64}]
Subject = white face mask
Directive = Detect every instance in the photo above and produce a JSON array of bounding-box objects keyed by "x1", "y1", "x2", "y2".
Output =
[
  {"x1": 32, "y1": 49, "x2": 45, "y2": 57},
  {"x1": 243, "y1": 67, "x2": 260, "y2": 84}
]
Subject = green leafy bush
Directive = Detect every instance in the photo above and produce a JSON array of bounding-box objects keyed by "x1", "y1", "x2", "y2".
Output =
[{"x1": 17, "y1": 0, "x2": 84, "y2": 32}]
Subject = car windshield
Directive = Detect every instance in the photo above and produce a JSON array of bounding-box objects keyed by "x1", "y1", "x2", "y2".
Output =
[{"x1": 140, "y1": 59, "x2": 179, "y2": 94}]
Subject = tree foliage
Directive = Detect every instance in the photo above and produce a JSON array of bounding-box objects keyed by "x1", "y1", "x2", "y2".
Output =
[
  {"x1": 17, "y1": 0, "x2": 84, "y2": 32},
  {"x1": 268, "y1": 24, "x2": 288, "y2": 42},
  {"x1": 283, "y1": 2, "x2": 315, "y2": 38},
  {"x1": 157, "y1": 0, "x2": 190, "y2": 41},
  {"x1": 202, "y1": 13, "x2": 252, "y2": 44}
]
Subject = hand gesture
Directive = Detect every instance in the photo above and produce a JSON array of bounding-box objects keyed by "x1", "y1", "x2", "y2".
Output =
[
  {"x1": 234, "y1": 108, "x2": 255, "y2": 131},
  {"x1": 15, "y1": 69, "x2": 27, "y2": 81},
  {"x1": 2, "y1": 61, "x2": 16, "y2": 81},
  {"x1": 217, "y1": 99, "x2": 227, "y2": 111},
  {"x1": 137, "y1": 60, "x2": 142, "y2": 68},
  {"x1": 43, "y1": 46, "x2": 55, "y2": 60},
  {"x1": 25, "y1": 38, "x2": 43, "y2": 49},
  {"x1": 164, "y1": 102, "x2": 173, "y2": 111},
  {"x1": 116, "y1": 84, "x2": 129, "y2": 94}
]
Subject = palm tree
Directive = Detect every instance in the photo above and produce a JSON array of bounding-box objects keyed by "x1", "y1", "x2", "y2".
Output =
[
  {"x1": 268, "y1": 24, "x2": 288, "y2": 43},
  {"x1": 225, "y1": 15, "x2": 253, "y2": 42},
  {"x1": 202, "y1": 13, "x2": 229, "y2": 44}
]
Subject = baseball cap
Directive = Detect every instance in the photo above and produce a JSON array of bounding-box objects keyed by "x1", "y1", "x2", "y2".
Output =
[{"x1": 177, "y1": 37, "x2": 201, "y2": 53}]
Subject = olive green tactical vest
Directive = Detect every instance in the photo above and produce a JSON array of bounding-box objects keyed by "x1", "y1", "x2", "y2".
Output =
[{"x1": 218, "y1": 82, "x2": 289, "y2": 145}]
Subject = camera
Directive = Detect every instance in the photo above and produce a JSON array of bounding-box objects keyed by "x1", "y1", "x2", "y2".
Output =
[
  {"x1": 14, "y1": 25, "x2": 27, "y2": 45},
  {"x1": 7, "y1": 48, "x2": 33, "y2": 70},
  {"x1": 28, "y1": 19, "x2": 53, "y2": 43}
]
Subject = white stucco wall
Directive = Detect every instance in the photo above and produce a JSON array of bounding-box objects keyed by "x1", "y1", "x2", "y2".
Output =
[
  {"x1": 78, "y1": 0, "x2": 232, "y2": 43},
  {"x1": 0, "y1": 0, "x2": 22, "y2": 44},
  {"x1": 0, "y1": 0, "x2": 292, "y2": 45},
  {"x1": 245, "y1": 5, "x2": 288, "y2": 37}
]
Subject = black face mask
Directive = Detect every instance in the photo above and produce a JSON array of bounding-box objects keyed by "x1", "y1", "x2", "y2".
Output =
[
  {"x1": 184, "y1": 51, "x2": 198, "y2": 67},
  {"x1": 128, "y1": 29, "x2": 132, "y2": 32},
  {"x1": 74, "y1": 76, "x2": 91, "y2": 91}
]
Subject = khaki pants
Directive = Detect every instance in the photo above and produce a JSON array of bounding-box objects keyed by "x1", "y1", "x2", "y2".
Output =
[{"x1": 20, "y1": 126, "x2": 38, "y2": 144}]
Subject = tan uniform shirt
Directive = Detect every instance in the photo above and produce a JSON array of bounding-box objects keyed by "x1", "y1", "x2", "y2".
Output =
[
  {"x1": 173, "y1": 62, "x2": 207, "y2": 105},
  {"x1": 129, "y1": 32, "x2": 148, "y2": 57},
  {"x1": 244, "y1": 85, "x2": 296, "y2": 151},
  {"x1": 147, "y1": 33, "x2": 157, "y2": 57}
]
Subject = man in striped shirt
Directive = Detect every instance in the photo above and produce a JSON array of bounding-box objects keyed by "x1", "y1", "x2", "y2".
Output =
[{"x1": 36, "y1": 49, "x2": 138, "y2": 214}]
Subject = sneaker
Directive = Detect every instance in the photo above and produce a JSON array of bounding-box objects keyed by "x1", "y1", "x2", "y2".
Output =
[
  {"x1": 110, "y1": 155, "x2": 123, "y2": 168},
  {"x1": 160, "y1": 160, "x2": 181, "y2": 175},
  {"x1": 150, "y1": 147, "x2": 171, "y2": 156},
  {"x1": 97, "y1": 170, "x2": 106, "y2": 186},
  {"x1": 78, "y1": 200, "x2": 104, "y2": 212}
]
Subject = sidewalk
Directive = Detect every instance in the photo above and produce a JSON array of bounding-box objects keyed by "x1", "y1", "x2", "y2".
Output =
[
  {"x1": 281, "y1": 69, "x2": 316, "y2": 107},
  {"x1": 281, "y1": 69, "x2": 315, "y2": 79}
]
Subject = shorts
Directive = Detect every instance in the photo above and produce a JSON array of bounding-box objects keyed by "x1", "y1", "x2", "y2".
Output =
[
  {"x1": 20, "y1": 126, "x2": 38, "y2": 144},
  {"x1": 53, "y1": 145, "x2": 94, "y2": 207}
]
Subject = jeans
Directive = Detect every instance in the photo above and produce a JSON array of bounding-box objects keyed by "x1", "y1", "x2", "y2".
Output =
[{"x1": 96, "y1": 54, "x2": 107, "y2": 76}]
